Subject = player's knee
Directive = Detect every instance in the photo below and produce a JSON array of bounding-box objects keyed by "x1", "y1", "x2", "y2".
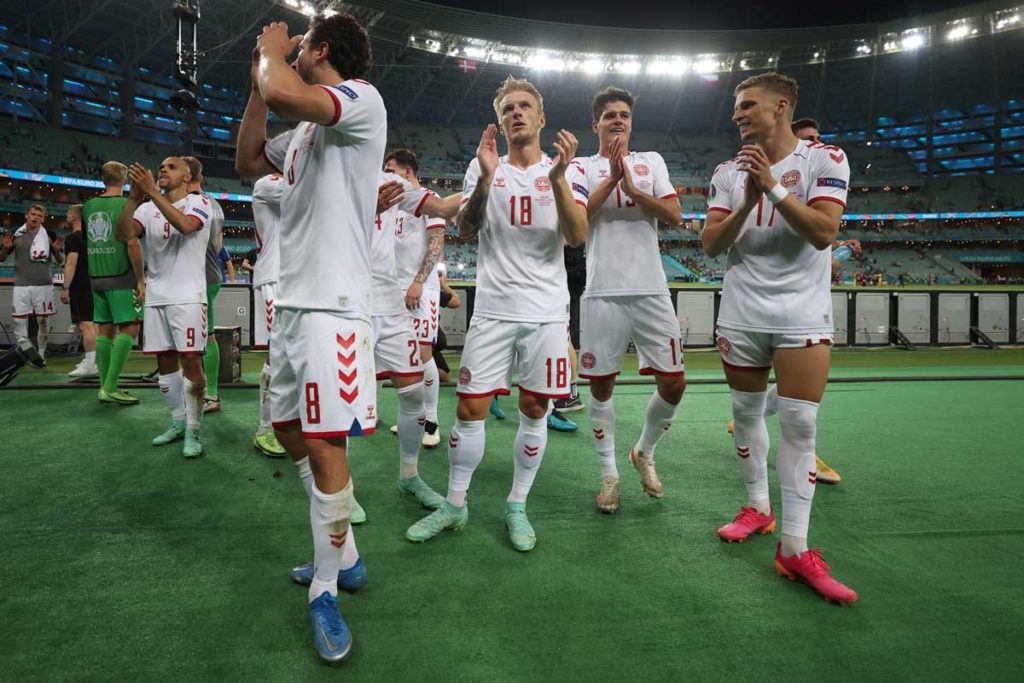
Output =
[
  {"x1": 777, "y1": 398, "x2": 818, "y2": 440},
  {"x1": 590, "y1": 378, "x2": 614, "y2": 402},
  {"x1": 517, "y1": 396, "x2": 547, "y2": 420},
  {"x1": 658, "y1": 376, "x2": 686, "y2": 404},
  {"x1": 396, "y1": 381, "x2": 425, "y2": 410}
]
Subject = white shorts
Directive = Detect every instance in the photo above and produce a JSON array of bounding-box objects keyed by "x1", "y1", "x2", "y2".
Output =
[
  {"x1": 404, "y1": 288, "x2": 440, "y2": 347},
  {"x1": 457, "y1": 317, "x2": 571, "y2": 400},
  {"x1": 254, "y1": 282, "x2": 276, "y2": 349},
  {"x1": 371, "y1": 312, "x2": 423, "y2": 381},
  {"x1": 269, "y1": 309, "x2": 377, "y2": 438},
  {"x1": 12, "y1": 285, "x2": 55, "y2": 317},
  {"x1": 715, "y1": 325, "x2": 834, "y2": 370},
  {"x1": 579, "y1": 295, "x2": 684, "y2": 379},
  {"x1": 143, "y1": 303, "x2": 207, "y2": 355}
]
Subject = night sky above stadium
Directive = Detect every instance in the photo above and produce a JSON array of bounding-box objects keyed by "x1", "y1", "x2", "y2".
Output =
[{"x1": 430, "y1": 0, "x2": 973, "y2": 30}]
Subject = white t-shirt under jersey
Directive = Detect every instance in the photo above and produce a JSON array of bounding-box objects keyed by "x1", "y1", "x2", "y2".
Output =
[
  {"x1": 576, "y1": 150, "x2": 677, "y2": 298},
  {"x1": 263, "y1": 78, "x2": 387, "y2": 318},
  {"x1": 371, "y1": 172, "x2": 432, "y2": 316},
  {"x1": 707, "y1": 140, "x2": 851, "y2": 333},
  {"x1": 395, "y1": 191, "x2": 446, "y2": 293},
  {"x1": 461, "y1": 155, "x2": 588, "y2": 323},
  {"x1": 132, "y1": 194, "x2": 210, "y2": 307},
  {"x1": 251, "y1": 174, "x2": 283, "y2": 287}
]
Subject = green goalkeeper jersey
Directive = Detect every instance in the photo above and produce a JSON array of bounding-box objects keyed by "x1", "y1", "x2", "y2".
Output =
[{"x1": 83, "y1": 194, "x2": 136, "y2": 291}]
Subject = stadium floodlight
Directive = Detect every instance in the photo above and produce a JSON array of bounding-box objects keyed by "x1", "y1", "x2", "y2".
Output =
[
  {"x1": 901, "y1": 32, "x2": 926, "y2": 50},
  {"x1": 946, "y1": 25, "x2": 969, "y2": 40},
  {"x1": 582, "y1": 59, "x2": 604, "y2": 75},
  {"x1": 614, "y1": 60, "x2": 642, "y2": 75},
  {"x1": 285, "y1": 0, "x2": 299, "y2": 6},
  {"x1": 693, "y1": 57, "x2": 718, "y2": 74},
  {"x1": 464, "y1": 46, "x2": 488, "y2": 59},
  {"x1": 856, "y1": 43, "x2": 873, "y2": 55},
  {"x1": 646, "y1": 57, "x2": 688, "y2": 76},
  {"x1": 527, "y1": 51, "x2": 565, "y2": 72}
]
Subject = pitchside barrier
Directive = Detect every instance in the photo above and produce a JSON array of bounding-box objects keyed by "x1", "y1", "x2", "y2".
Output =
[{"x1": 1, "y1": 284, "x2": 1021, "y2": 350}]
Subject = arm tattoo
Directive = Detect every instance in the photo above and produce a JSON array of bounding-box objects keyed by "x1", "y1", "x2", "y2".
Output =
[
  {"x1": 414, "y1": 230, "x2": 445, "y2": 284},
  {"x1": 456, "y1": 182, "x2": 490, "y2": 240}
]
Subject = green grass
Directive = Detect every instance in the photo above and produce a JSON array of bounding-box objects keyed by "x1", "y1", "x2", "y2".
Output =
[{"x1": 1, "y1": 374, "x2": 1022, "y2": 679}]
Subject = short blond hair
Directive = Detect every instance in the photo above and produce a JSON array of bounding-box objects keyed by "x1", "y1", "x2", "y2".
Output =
[
  {"x1": 28, "y1": 203, "x2": 46, "y2": 215},
  {"x1": 101, "y1": 161, "x2": 128, "y2": 186},
  {"x1": 492, "y1": 75, "x2": 544, "y2": 119},
  {"x1": 734, "y1": 71, "x2": 798, "y2": 115},
  {"x1": 67, "y1": 204, "x2": 83, "y2": 220}
]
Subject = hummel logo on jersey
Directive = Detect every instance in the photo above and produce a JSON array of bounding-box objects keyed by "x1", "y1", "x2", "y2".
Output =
[
  {"x1": 524, "y1": 445, "x2": 539, "y2": 457},
  {"x1": 736, "y1": 446, "x2": 750, "y2": 459},
  {"x1": 593, "y1": 428, "x2": 605, "y2": 441},
  {"x1": 808, "y1": 470, "x2": 817, "y2": 484}
]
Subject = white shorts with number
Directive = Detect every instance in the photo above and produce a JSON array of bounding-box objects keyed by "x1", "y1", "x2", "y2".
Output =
[
  {"x1": 269, "y1": 309, "x2": 377, "y2": 438},
  {"x1": 404, "y1": 288, "x2": 439, "y2": 347},
  {"x1": 254, "y1": 282, "x2": 276, "y2": 349},
  {"x1": 579, "y1": 295, "x2": 684, "y2": 380},
  {"x1": 12, "y1": 285, "x2": 55, "y2": 317},
  {"x1": 143, "y1": 303, "x2": 207, "y2": 355},
  {"x1": 457, "y1": 316, "x2": 571, "y2": 400},
  {"x1": 715, "y1": 325, "x2": 834, "y2": 370},
  {"x1": 371, "y1": 312, "x2": 423, "y2": 381}
]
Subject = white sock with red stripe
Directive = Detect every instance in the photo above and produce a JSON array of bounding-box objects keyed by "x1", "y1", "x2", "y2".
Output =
[
  {"x1": 257, "y1": 362, "x2": 272, "y2": 434},
  {"x1": 730, "y1": 389, "x2": 770, "y2": 514},
  {"x1": 777, "y1": 397, "x2": 818, "y2": 556},
  {"x1": 294, "y1": 457, "x2": 357, "y2": 570},
  {"x1": 634, "y1": 391, "x2": 677, "y2": 457},
  {"x1": 422, "y1": 358, "x2": 440, "y2": 425},
  {"x1": 446, "y1": 418, "x2": 485, "y2": 507},
  {"x1": 589, "y1": 397, "x2": 618, "y2": 477},
  {"x1": 508, "y1": 412, "x2": 548, "y2": 504},
  {"x1": 308, "y1": 479, "x2": 353, "y2": 602},
  {"x1": 396, "y1": 382, "x2": 425, "y2": 479},
  {"x1": 158, "y1": 370, "x2": 186, "y2": 422}
]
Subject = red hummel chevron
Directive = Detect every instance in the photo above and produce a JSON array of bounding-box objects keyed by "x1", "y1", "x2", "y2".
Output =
[
  {"x1": 337, "y1": 350, "x2": 356, "y2": 367},
  {"x1": 449, "y1": 435, "x2": 459, "y2": 448},
  {"x1": 336, "y1": 333, "x2": 356, "y2": 349},
  {"x1": 737, "y1": 446, "x2": 750, "y2": 459},
  {"x1": 524, "y1": 445, "x2": 539, "y2": 457},
  {"x1": 593, "y1": 428, "x2": 605, "y2": 440},
  {"x1": 808, "y1": 471, "x2": 817, "y2": 484},
  {"x1": 829, "y1": 152, "x2": 845, "y2": 164},
  {"x1": 338, "y1": 369, "x2": 357, "y2": 384},
  {"x1": 329, "y1": 533, "x2": 346, "y2": 549},
  {"x1": 339, "y1": 388, "x2": 359, "y2": 403}
]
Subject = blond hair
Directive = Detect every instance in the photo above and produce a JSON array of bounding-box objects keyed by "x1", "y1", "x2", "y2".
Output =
[
  {"x1": 67, "y1": 203, "x2": 83, "y2": 220},
  {"x1": 492, "y1": 75, "x2": 544, "y2": 119},
  {"x1": 101, "y1": 161, "x2": 128, "y2": 186},
  {"x1": 28, "y1": 203, "x2": 46, "y2": 215},
  {"x1": 734, "y1": 71, "x2": 799, "y2": 115}
]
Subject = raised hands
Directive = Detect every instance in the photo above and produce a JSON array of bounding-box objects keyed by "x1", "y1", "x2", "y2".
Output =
[
  {"x1": 476, "y1": 124, "x2": 499, "y2": 180},
  {"x1": 548, "y1": 129, "x2": 579, "y2": 181}
]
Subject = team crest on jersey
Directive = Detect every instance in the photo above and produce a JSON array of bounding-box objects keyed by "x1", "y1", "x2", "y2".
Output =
[
  {"x1": 458, "y1": 366, "x2": 472, "y2": 386},
  {"x1": 717, "y1": 336, "x2": 732, "y2": 356},
  {"x1": 534, "y1": 177, "x2": 552, "y2": 192},
  {"x1": 781, "y1": 170, "x2": 801, "y2": 188},
  {"x1": 494, "y1": 176, "x2": 506, "y2": 188},
  {"x1": 581, "y1": 352, "x2": 596, "y2": 370},
  {"x1": 634, "y1": 164, "x2": 650, "y2": 177},
  {"x1": 87, "y1": 212, "x2": 113, "y2": 244}
]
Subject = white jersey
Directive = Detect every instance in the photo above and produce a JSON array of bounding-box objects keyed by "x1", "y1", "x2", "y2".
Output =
[
  {"x1": 263, "y1": 79, "x2": 387, "y2": 317},
  {"x1": 577, "y1": 151, "x2": 677, "y2": 297},
  {"x1": 132, "y1": 194, "x2": 210, "y2": 307},
  {"x1": 708, "y1": 140, "x2": 851, "y2": 333},
  {"x1": 461, "y1": 155, "x2": 587, "y2": 323},
  {"x1": 251, "y1": 174, "x2": 283, "y2": 287},
  {"x1": 371, "y1": 172, "x2": 432, "y2": 316},
  {"x1": 395, "y1": 191, "x2": 446, "y2": 293}
]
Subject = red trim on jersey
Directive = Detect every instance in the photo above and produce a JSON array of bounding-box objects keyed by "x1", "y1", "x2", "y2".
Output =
[
  {"x1": 720, "y1": 359, "x2": 772, "y2": 372},
  {"x1": 456, "y1": 388, "x2": 511, "y2": 399},
  {"x1": 807, "y1": 196, "x2": 846, "y2": 209},
  {"x1": 10, "y1": 313, "x2": 31, "y2": 318},
  {"x1": 143, "y1": 350, "x2": 205, "y2": 357},
  {"x1": 426, "y1": 223, "x2": 445, "y2": 231},
  {"x1": 574, "y1": 199, "x2": 587, "y2": 208},
  {"x1": 132, "y1": 217, "x2": 145, "y2": 231},
  {"x1": 707, "y1": 206, "x2": 731, "y2": 215},
  {"x1": 417, "y1": 341, "x2": 434, "y2": 347},
  {"x1": 459, "y1": 197, "x2": 470, "y2": 205},
  {"x1": 660, "y1": 193, "x2": 679, "y2": 199},
  {"x1": 302, "y1": 427, "x2": 376, "y2": 439},
  {"x1": 272, "y1": 419, "x2": 302, "y2": 429},
  {"x1": 519, "y1": 386, "x2": 572, "y2": 400},
  {"x1": 638, "y1": 367, "x2": 686, "y2": 378},
  {"x1": 578, "y1": 371, "x2": 620, "y2": 380},
  {"x1": 376, "y1": 371, "x2": 425, "y2": 381},
  {"x1": 316, "y1": 85, "x2": 343, "y2": 127},
  {"x1": 261, "y1": 143, "x2": 284, "y2": 174},
  {"x1": 804, "y1": 338, "x2": 834, "y2": 347},
  {"x1": 413, "y1": 192, "x2": 431, "y2": 218},
  {"x1": 253, "y1": 344, "x2": 269, "y2": 350},
  {"x1": 351, "y1": 79, "x2": 370, "y2": 85}
]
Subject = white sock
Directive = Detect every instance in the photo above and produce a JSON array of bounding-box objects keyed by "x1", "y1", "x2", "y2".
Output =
[
  {"x1": 257, "y1": 362, "x2": 272, "y2": 434},
  {"x1": 85, "y1": 351, "x2": 96, "y2": 364},
  {"x1": 777, "y1": 397, "x2": 818, "y2": 556},
  {"x1": 294, "y1": 456, "x2": 314, "y2": 499},
  {"x1": 446, "y1": 418, "x2": 485, "y2": 507},
  {"x1": 12, "y1": 317, "x2": 28, "y2": 340},
  {"x1": 182, "y1": 376, "x2": 205, "y2": 432},
  {"x1": 36, "y1": 316, "x2": 50, "y2": 357},
  {"x1": 730, "y1": 389, "x2": 771, "y2": 514},
  {"x1": 764, "y1": 383, "x2": 780, "y2": 418},
  {"x1": 396, "y1": 382, "x2": 426, "y2": 480},
  {"x1": 308, "y1": 480, "x2": 353, "y2": 602},
  {"x1": 158, "y1": 370, "x2": 186, "y2": 422},
  {"x1": 634, "y1": 390, "x2": 678, "y2": 457},
  {"x1": 422, "y1": 358, "x2": 440, "y2": 424},
  {"x1": 340, "y1": 523, "x2": 359, "y2": 571},
  {"x1": 589, "y1": 397, "x2": 618, "y2": 478},
  {"x1": 508, "y1": 411, "x2": 548, "y2": 504}
]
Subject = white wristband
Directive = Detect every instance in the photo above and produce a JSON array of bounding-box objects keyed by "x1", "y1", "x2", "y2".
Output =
[{"x1": 767, "y1": 183, "x2": 788, "y2": 205}]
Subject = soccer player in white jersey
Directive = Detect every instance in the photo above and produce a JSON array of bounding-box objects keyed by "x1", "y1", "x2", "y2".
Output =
[
  {"x1": 250, "y1": 173, "x2": 287, "y2": 457},
  {"x1": 115, "y1": 158, "x2": 210, "y2": 459},
  {"x1": 406, "y1": 76, "x2": 588, "y2": 552},
  {"x1": 384, "y1": 149, "x2": 451, "y2": 449},
  {"x1": 702, "y1": 72, "x2": 857, "y2": 604},
  {"x1": 234, "y1": 14, "x2": 384, "y2": 661},
  {"x1": 575, "y1": 87, "x2": 686, "y2": 514}
]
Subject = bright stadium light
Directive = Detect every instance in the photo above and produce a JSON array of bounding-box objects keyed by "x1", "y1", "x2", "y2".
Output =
[
  {"x1": 947, "y1": 25, "x2": 969, "y2": 40},
  {"x1": 527, "y1": 52, "x2": 565, "y2": 72},
  {"x1": 693, "y1": 57, "x2": 718, "y2": 74},
  {"x1": 901, "y1": 32, "x2": 925, "y2": 50},
  {"x1": 464, "y1": 46, "x2": 487, "y2": 59},
  {"x1": 856, "y1": 43, "x2": 872, "y2": 55},
  {"x1": 646, "y1": 57, "x2": 688, "y2": 76},
  {"x1": 322, "y1": 8, "x2": 337, "y2": 17},
  {"x1": 582, "y1": 59, "x2": 604, "y2": 74},
  {"x1": 285, "y1": 0, "x2": 299, "y2": 6},
  {"x1": 614, "y1": 60, "x2": 642, "y2": 75}
]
